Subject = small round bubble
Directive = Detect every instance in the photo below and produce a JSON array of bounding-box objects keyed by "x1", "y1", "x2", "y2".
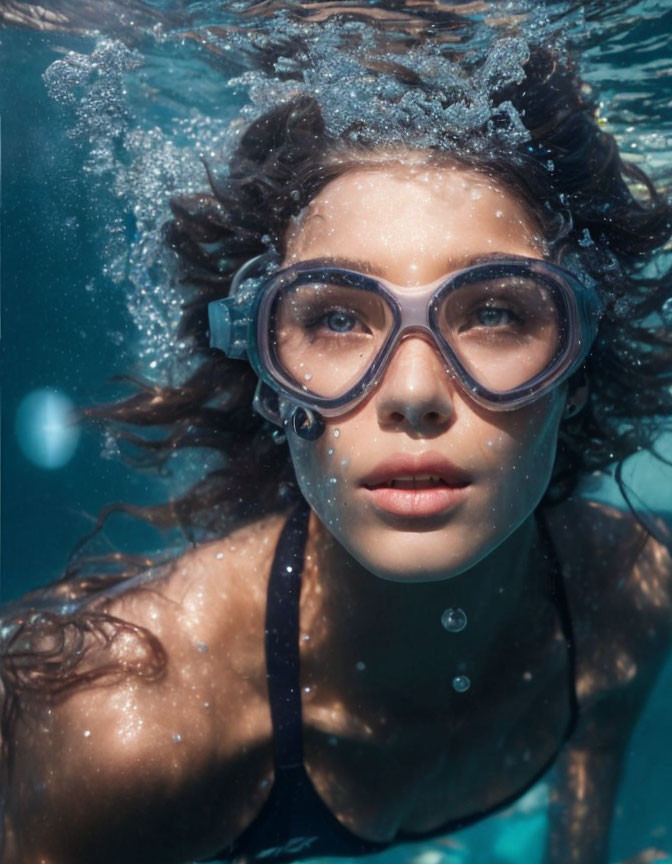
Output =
[
  {"x1": 452, "y1": 675, "x2": 471, "y2": 693},
  {"x1": 441, "y1": 608, "x2": 468, "y2": 633},
  {"x1": 662, "y1": 297, "x2": 672, "y2": 327}
]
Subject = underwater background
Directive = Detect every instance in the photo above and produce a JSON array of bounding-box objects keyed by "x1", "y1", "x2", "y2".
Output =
[{"x1": 1, "y1": 2, "x2": 672, "y2": 862}]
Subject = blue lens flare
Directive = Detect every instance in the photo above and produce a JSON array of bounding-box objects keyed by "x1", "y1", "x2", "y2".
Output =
[{"x1": 15, "y1": 388, "x2": 81, "y2": 470}]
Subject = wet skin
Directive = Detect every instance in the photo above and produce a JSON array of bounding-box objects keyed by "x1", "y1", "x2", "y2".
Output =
[{"x1": 3, "y1": 162, "x2": 672, "y2": 864}]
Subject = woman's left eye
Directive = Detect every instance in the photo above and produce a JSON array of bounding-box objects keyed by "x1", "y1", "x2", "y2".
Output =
[
  {"x1": 474, "y1": 306, "x2": 519, "y2": 327},
  {"x1": 320, "y1": 309, "x2": 357, "y2": 333}
]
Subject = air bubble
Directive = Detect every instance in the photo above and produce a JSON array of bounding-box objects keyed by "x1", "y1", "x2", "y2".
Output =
[
  {"x1": 441, "y1": 608, "x2": 468, "y2": 633},
  {"x1": 578, "y1": 228, "x2": 594, "y2": 248},
  {"x1": 662, "y1": 297, "x2": 672, "y2": 327},
  {"x1": 452, "y1": 675, "x2": 471, "y2": 693}
]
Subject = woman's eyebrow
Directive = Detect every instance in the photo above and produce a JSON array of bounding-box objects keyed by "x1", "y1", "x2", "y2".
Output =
[{"x1": 303, "y1": 251, "x2": 531, "y2": 276}]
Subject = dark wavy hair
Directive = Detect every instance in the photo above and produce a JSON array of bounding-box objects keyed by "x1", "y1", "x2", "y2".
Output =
[{"x1": 2, "y1": 40, "x2": 671, "y2": 774}]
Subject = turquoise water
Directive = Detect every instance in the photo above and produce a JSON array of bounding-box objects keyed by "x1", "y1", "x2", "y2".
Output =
[{"x1": 2, "y1": 2, "x2": 672, "y2": 861}]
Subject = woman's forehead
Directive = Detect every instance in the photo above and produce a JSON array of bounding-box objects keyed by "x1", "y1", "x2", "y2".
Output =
[{"x1": 284, "y1": 163, "x2": 545, "y2": 279}]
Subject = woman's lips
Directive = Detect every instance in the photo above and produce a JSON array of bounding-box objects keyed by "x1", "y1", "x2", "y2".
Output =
[
  {"x1": 362, "y1": 483, "x2": 469, "y2": 517},
  {"x1": 360, "y1": 451, "x2": 471, "y2": 516}
]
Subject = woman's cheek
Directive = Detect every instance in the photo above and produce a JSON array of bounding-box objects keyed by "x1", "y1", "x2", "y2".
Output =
[
  {"x1": 286, "y1": 426, "x2": 352, "y2": 532},
  {"x1": 476, "y1": 399, "x2": 563, "y2": 525}
]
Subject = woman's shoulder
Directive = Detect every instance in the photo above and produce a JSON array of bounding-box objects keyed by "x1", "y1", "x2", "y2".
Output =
[
  {"x1": 7, "y1": 515, "x2": 292, "y2": 772},
  {"x1": 543, "y1": 495, "x2": 672, "y2": 724},
  {"x1": 91, "y1": 507, "x2": 293, "y2": 664},
  {"x1": 543, "y1": 494, "x2": 671, "y2": 594},
  {"x1": 2, "y1": 510, "x2": 294, "y2": 862}
]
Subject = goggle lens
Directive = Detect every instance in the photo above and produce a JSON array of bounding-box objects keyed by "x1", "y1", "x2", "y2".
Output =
[
  {"x1": 265, "y1": 266, "x2": 571, "y2": 403},
  {"x1": 435, "y1": 272, "x2": 565, "y2": 393},
  {"x1": 270, "y1": 279, "x2": 394, "y2": 398}
]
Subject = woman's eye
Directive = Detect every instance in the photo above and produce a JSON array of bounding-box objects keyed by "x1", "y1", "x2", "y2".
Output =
[
  {"x1": 474, "y1": 306, "x2": 520, "y2": 327},
  {"x1": 312, "y1": 308, "x2": 361, "y2": 333}
]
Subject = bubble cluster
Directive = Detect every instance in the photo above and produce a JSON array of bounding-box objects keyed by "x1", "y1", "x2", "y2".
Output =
[
  {"x1": 43, "y1": 39, "x2": 235, "y2": 381},
  {"x1": 226, "y1": 16, "x2": 536, "y2": 156}
]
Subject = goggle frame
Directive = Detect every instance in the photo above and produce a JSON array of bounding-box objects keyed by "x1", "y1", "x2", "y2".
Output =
[{"x1": 208, "y1": 252, "x2": 603, "y2": 425}]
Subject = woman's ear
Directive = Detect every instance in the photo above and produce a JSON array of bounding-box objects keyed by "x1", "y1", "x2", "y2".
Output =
[{"x1": 562, "y1": 369, "x2": 590, "y2": 420}]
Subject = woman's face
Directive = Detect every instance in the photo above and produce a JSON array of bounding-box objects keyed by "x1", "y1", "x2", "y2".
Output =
[{"x1": 282, "y1": 159, "x2": 566, "y2": 582}]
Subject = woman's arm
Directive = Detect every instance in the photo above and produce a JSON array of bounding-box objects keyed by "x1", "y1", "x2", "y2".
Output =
[
  {"x1": 545, "y1": 736, "x2": 628, "y2": 864},
  {"x1": 543, "y1": 501, "x2": 672, "y2": 864}
]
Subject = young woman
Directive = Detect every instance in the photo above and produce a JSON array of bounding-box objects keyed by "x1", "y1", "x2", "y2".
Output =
[{"x1": 1, "y1": 33, "x2": 671, "y2": 864}]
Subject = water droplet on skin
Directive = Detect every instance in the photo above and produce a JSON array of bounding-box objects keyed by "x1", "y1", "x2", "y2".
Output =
[
  {"x1": 340, "y1": 459, "x2": 349, "y2": 467},
  {"x1": 452, "y1": 675, "x2": 471, "y2": 693},
  {"x1": 216, "y1": 552, "x2": 224, "y2": 560},
  {"x1": 333, "y1": 429, "x2": 340, "y2": 438},
  {"x1": 328, "y1": 476, "x2": 338, "y2": 484},
  {"x1": 83, "y1": 729, "x2": 91, "y2": 738},
  {"x1": 441, "y1": 608, "x2": 468, "y2": 633},
  {"x1": 172, "y1": 733, "x2": 183, "y2": 743},
  {"x1": 495, "y1": 209, "x2": 503, "y2": 218},
  {"x1": 304, "y1": 373, "x2": 313, "y2": 381},
  {"x1": 196, "y1": 642, "x2": 208, "y2": 653},
  {"x1": 328, "y1": 448, "x2": 334, "y2": 456}
]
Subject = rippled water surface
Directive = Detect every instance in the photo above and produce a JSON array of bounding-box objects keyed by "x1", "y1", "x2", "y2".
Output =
[{"x1": 1, "y1": 2, "x2": 672, "y2": 862}]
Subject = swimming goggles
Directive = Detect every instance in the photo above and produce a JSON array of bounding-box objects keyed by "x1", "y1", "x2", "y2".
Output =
[{"x1": 208, "y1": 252, "x2": 603, "y2": 427}]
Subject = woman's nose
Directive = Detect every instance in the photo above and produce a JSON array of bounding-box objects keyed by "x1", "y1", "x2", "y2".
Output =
[{"x1": 374, "y1": 334, "x2": 457, "y2": 433}]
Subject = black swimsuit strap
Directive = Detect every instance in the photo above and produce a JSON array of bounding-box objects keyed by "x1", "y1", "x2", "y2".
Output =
[
  {"x1": 265, "y1": 497, "x2": 312, "y2": 771},
  {"x1": 535, "y1": 507, "x2": 580, "y2": 740}
]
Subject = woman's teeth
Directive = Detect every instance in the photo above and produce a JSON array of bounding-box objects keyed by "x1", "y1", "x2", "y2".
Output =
[{"x1": 384, "y1": 476, "x2": 447, "y2": 489}]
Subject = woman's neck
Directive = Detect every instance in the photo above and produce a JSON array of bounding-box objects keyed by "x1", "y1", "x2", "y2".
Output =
[{"x1": 301, "y1": 508, "x2": 549, "y2": 684}]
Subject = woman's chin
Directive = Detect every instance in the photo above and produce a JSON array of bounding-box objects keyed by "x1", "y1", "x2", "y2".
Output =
[{"x1": 342, "y1": 528, "x2": 484, "y2": 583}]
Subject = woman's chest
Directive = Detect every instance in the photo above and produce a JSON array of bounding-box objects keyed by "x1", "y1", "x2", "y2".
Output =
[{"x1": 298, "y1": 605, "x2": 573, "y2": 841}]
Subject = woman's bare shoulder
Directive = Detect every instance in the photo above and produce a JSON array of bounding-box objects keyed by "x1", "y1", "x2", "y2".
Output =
[
  {"x1": 97, "y1": 507, "x2": 292, "y2": 647},
  {"x1": 2, "y1": 511, "x2": 292, "y2": 862},
  {"x1": 543, "y1": 495, "x2": 672, "y2": 727},
  {"x1": 9, "y1": 515, "x2": 284, "y2": 764},
  {"x1": 543, "y1": 495, "x2": 671, "y2": 597}
]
